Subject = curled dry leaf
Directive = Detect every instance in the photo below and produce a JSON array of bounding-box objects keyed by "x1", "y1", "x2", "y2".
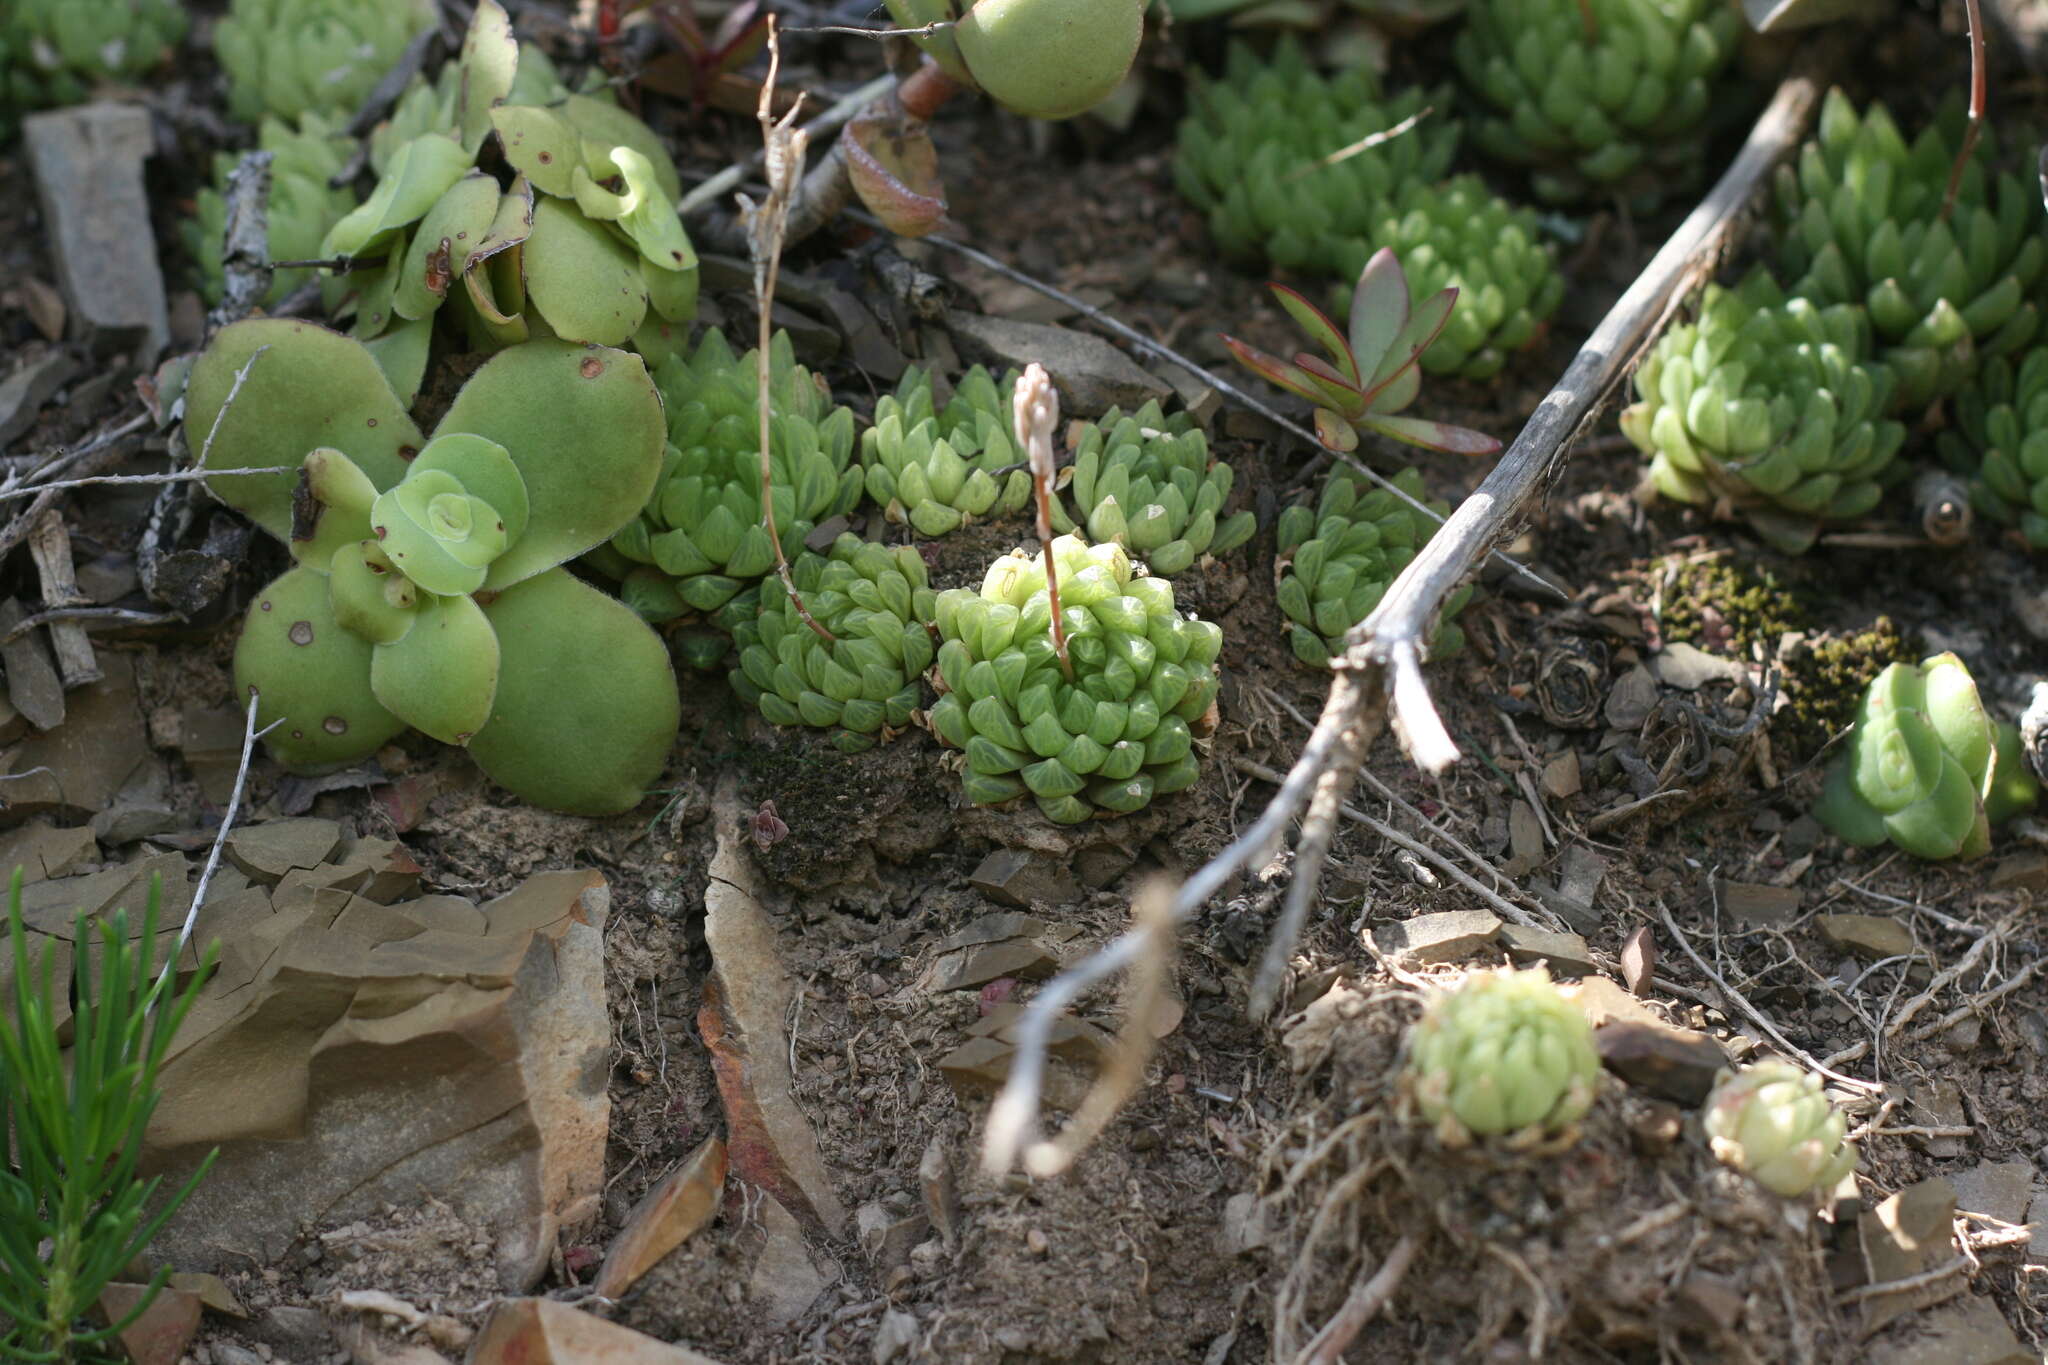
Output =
[{"x1": 841, "y1": 113, "x2": 947, "y2": 238}]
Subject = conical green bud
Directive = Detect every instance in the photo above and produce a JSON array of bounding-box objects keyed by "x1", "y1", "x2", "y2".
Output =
[
  {"x1": 1404, "y1": 966, "x2": 1600, "y2": 1147},
  {"x1": 1702, "y1": 1061, "x2": 1858, "y2": 1198}
]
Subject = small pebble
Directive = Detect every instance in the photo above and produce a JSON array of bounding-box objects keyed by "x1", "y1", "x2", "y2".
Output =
[{"x1": 1025, "y1": 1228, "x2": 1048, "y2": 1256}]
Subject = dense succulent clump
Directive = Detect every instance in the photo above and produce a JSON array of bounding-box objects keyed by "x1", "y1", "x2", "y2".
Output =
[
  {"x1": 860, "y1": 366, "x2": 1031, "y2": 536},
  {"x1": 1937, "y1": 351, "x2": 2048, "y2": 548},
  {"x1": 1050, "y1": 402, "x2": 1256, "y2": 575},
  {"x1": 1776, "y1": 90, "x2": 2045, "y2": 412},
  {"x1": 929, "y1": 535, "x2": 1222, "y2": 824},
  {"x1": 1332, "y1": 176, "x2": 1562, "y2": 378},
  {"x1": 215, "y1": 0, "x2": 436, "y2": 124},
  {"x1": 1702, "y1": 1062, "x2": 1858, "y2": 1198},
  {"x1": 0, "y1": 0, "x2": 186, "y2": 129},
  {"x1": 730, "y1": 535, "x2": 938, "y2": 754},
  {"x1": 186, "y1": 319, "x2": 679, "y2": 816},
  {"x1": 184, "y1": 113, "x2": 356, "y2": 306},
  {"x1": 1620, "y1": 273, "x2": 1908, "y2": 553},
  {"x1": 1174, "y1": 39, "x2": 1457, "y2": 276},
  {"x1": 299, "y1": 0, "x2": 696, "y2": 399},
  {"x1": 884, "y1": 0, "x2": 1145, "y2": 121},
  {"x1": 1813, "y1": 653, "x2": 2039, "y2": 860},
  {"x1": 1277, "y1": 468, "x2": 1469, "y2": 665},
  {"x1": 1454, "y1": 0, "x2": 1740, "y2": 207},
  {"x1": 600, "y1": 330, "x2": 862, "y2": 623},
  {"x1": 1404, "y1": 967, "x2": 1601, "y2": 1147}
]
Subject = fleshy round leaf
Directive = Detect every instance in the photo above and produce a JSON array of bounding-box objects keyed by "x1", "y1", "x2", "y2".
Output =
[{"x1": 370, "y1": 591, "x2": 501, "y2": 743}]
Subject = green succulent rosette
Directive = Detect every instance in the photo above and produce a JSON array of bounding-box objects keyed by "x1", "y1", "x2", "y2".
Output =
[
  {"x1": 859, "y1": 366, "x2": 1032, "y2": 537},
  {"x1": 1331, "y1": 176, "x2": 1563, "y2": 379},
  {"x1": 1776, "y1": 90, "x2": 2046, "y2": 413},
  {"x1": 1453, "y1": 0, "x2": 1740, "y2": 208},
  {"x1": 1937, "y1": 351, "x2": 2048, "y2": 549},
  {"x1": 1276, "y1": 468, "x2": 1469, "y2": 666},
  {"x1": 1812, "y1": 652, "x2": 2039, "y2": 861},
  {"x1": 730, "y1": 535, "x2": 938, "y2": 754},
  {"x1": 1405, "y1": 966, "x2": 1600, "y2": 1146},
  {"x1": 1702, "y1": 1061, "x2": 1857, "y2": 1198},
  {"x1": 215, "y1": 0, "x2": 436, "y2": 125},
  {"x1": 0, "y1": 0, "x2": 186, "y2": 126},
  {"x1": 1173, "y1": 38, "x2": 1458, "y2": 276},
  {"x1": 185, "y1": 113, "x2": 356, "y2": 307},
  {"x1": 604, "y1": 330, "x2": 863, "y2": 623},
  {"x1": 314, "y1": 1, "x2": 697, "y2": 383},
  {"x1": 1619, "y1": 272, "x2": 1907, "y2": 554},
  {"x1": 187, "y1": 319, "x2": 679, "y2": 816},
  {"x1": 929, "y1": 535, "x2": 1223, "y2": 825},
  {"x1": 1047, "y1": 402, "x2": 1255, "y2": 575}
]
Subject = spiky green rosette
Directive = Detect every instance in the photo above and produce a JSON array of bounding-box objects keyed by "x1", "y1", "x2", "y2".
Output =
[
  {"x1": 215, "y1": 0, "x2": 436, "y2": 124},
  {"x1": 0, "y1": 0, "x2": 186, "y2": 125},
  {"x1": 1048, "y1": 402, "x2": 1255, "y2": 576},
  {"x1": 860, "y1": 366, "x2": 1031, "y2": 537},
  {"x1": 1776, "y1": 91, "x2": 2046, "y2": 412},
  {"x1": 1812, "y1": 652, "x2": 2039, "y2": 860},
  {"x1": 1702, "y1": 1061, "x2": 1857, "y2": 1198},
  {"x1": 1937, "y1": 352, "x2": 2048, "y2": 549},
  {"x1": 730, "y1": 535, "x2": 937, "y2": 754},
  {"x1": 1276, "y1": 468, "x2": 1468, "y2": 666},
  {"x1": 313, "y1": 1, "x2": 697, "y2": 386},
  {"x1": 606, "y1": 330, "x2": 862, "y2": 623},
  {"x1": 1453, "y1": 0, "x2": 1739, "y2": 207},
  {"x1": 1405, "y1": 966, "x2": 1600, "y2": 1147},
  {"x1": 1619, "y1": 272, "x2": 1907, "y2": 554},
  {"x1": 1332, "y1": 175, "x2": 1563, "y2": 379},
  {"x1": 185, "y1": 113, "x2": 356, "y2": 306},
  {"x1": 1173, "y1": 38, "x2": 1457, "y2": 277},
  {"x1": 929, "y1": 535, "x2": 1222, "y2": 825}
]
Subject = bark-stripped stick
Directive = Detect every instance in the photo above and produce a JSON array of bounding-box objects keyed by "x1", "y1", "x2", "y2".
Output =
[{"x1": 979, "y1": 67, "x2": 1827, "y2": 1177}]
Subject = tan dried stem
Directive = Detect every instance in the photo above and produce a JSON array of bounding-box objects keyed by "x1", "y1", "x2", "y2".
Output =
[
  {"x1": 743, "y1": 17, "x2": 832, "y2": 644},
  {"x1": 1014, "y1": 363, "x2": 1071, "y2": 680}
]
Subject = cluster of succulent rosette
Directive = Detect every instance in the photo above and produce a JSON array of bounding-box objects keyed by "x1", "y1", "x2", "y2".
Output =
[{"x1": 0, "y1": 0, "x2": 186, "y2": 135}]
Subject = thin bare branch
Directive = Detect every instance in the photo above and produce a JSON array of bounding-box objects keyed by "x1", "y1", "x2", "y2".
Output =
[
  {"x1": 179, "y1": 687, "x2": 283, "y2": 962},
  {"x1": 677, "y1": 72, "x2": 896, "y2": 218},
  {"x1": 0, "y1": 466, "x2": 292, "y2": 505},
  {"x1": 1298, "y1": 1233, "x2": 1418, "y2": 1365}
]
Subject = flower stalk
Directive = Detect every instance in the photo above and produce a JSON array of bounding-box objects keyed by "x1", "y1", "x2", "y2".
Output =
[{"x1": 1014, "y1": 363, "x2": 1071, "y2": 680}]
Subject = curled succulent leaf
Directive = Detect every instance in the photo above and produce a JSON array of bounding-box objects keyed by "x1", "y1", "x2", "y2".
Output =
[
  {"x1": 1331, "y1": 176, "x2": 1563, "y2": 379},
  {"x1": 929, "y1": 534, "x2": 1222, "y2": 824},
  {"x1": 1173, "y1": 38, "x2": 1457, "y2": 274},
  {"x1": 1454, "y1": 0, "x2": 1740, "y2": 208},
  {"x1": 0, "y1": 0, "x2": 186, "y2": 126},
  {"x1": 860, "y1": 366, "x2": 1032, "y2": 537},
  {"x1": 1812, "y1": 653, "x2": 2039, "y2": 860},
  {"x1": 369, "y1": 433, "x2": 529, "y2": 597},
  {"x1": 1049, "y1": 401, "x2": 1255, "y2": 575},
  {"x1": 1702, "y1": 1061, "x2": 1857, "y2": 1198},
  {"x1": 604, "y1": 331, "x2": 863, "y2": 620},
  {"x1": 1936, "y1": 350, "x2": 2048, "y2": 550},
  {"x1": 731, "y1": 535, "x2": 939, "y2": 754},
  {"x1": 1404, "y1": 966, "x2": 1601, "y2": 1146},
  {"x1": 1276, "y1": 467, "x2": 1469, "y2": 665},
  {"x1": 215, "y1": 0, "x2": 436, "y2": 124},
  {"x1": 1776, "y1": 90, "x2": 2046, "y2": 412},
  {"x1": 1222, "y1": 248, "x2": 1502, "y2": 457},
  {"x1": 1619, "y1": 272, "x2": 1908, "y2": 554},
  {"x1": 185, "y1": 113, "x2": 357, "y2": 308}
]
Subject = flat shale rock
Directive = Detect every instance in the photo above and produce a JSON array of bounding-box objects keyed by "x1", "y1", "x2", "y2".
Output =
[
  {"x1": 1373, "y1": 909, "x2": 1501, "y2": 965},
  {"x1": 472, "y1": 1300, "x2": 728, "y2": 1365},
  {"x1": 1817, "y1": 913, "x2": 1914, "y2": 960},
  {"x1": 969, "y1": 848, "x2": 1080, "y2": 907},
  {"x1": 944, "y1": 311, "x2": 1171, "y2": 414},
  {"x1": 23, "y1": 104, "x2": 170, "y2": 362},
  {"x1": 1596, "y1": 1019, "x2": 1729, "y2": 1105}
]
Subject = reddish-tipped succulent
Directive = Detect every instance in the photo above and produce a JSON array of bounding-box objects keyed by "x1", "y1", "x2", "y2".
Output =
[{"x1": 1222, "y1": 248, "x2": 1501, "y2": 457}]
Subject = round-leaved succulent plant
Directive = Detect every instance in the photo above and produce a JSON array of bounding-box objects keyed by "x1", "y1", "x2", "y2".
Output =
[
  {"x1": 185, "y1": 113, "x2": 357, "y2": 307},
  {"x1": 1776, "y1": 90, "x2": 2046, "y2": 412},
  {"x1": 1404, "y1": 966, "x2": 1601, "y2": 1147},
  {"x1": 602, "y1": 330, "x2": 863, "y2": 623},
  {"x1": 1812, "y1": 652, "x2": 2039, "y2": 860},
  {"x1": 1454, "y1": 0, "x2": 1740, "y2": 207},
  {"x1": 215, "y1": 0, "x2": 437, "y2": 125},
  {"x1": 1937, "y1": 350, "x2": 2048, "y2": 549},
  {"x1": 884, "y1": 0, "x2": 1145, "y2": 121},
  {"x1": 1276, "y1": 468, "x2": 1469, "y2": 666},
  {"x1": 1619, "y1": 272, "x2": 1907, "y2": 554},
  {"x1": 929, "y1": 535, "x2": 1222, "y2": 824},
  {"x1": 1049, "y1": 402, "x2": 1255, "y2": 575},
  {"x1": 860, "y1": 366, "x2": 1032, "y2": 537},
  {"x1": 730, "y1": 535, "x2": 938, "y2": 753},
  {"x1": 1702, "y1": 1061, "x2": 1857, "y2": 1198},
  {"x1": 185, "y1": 319, "x2": 680, "y2": 816},
  {"x1": 1, "y1": 0, "x2": 185, "y2": 132}
]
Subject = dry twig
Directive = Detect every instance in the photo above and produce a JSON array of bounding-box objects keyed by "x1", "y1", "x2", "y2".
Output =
[{"x1": 1297, "y1": 1232, "x2": 1418, "y2": 1365}]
